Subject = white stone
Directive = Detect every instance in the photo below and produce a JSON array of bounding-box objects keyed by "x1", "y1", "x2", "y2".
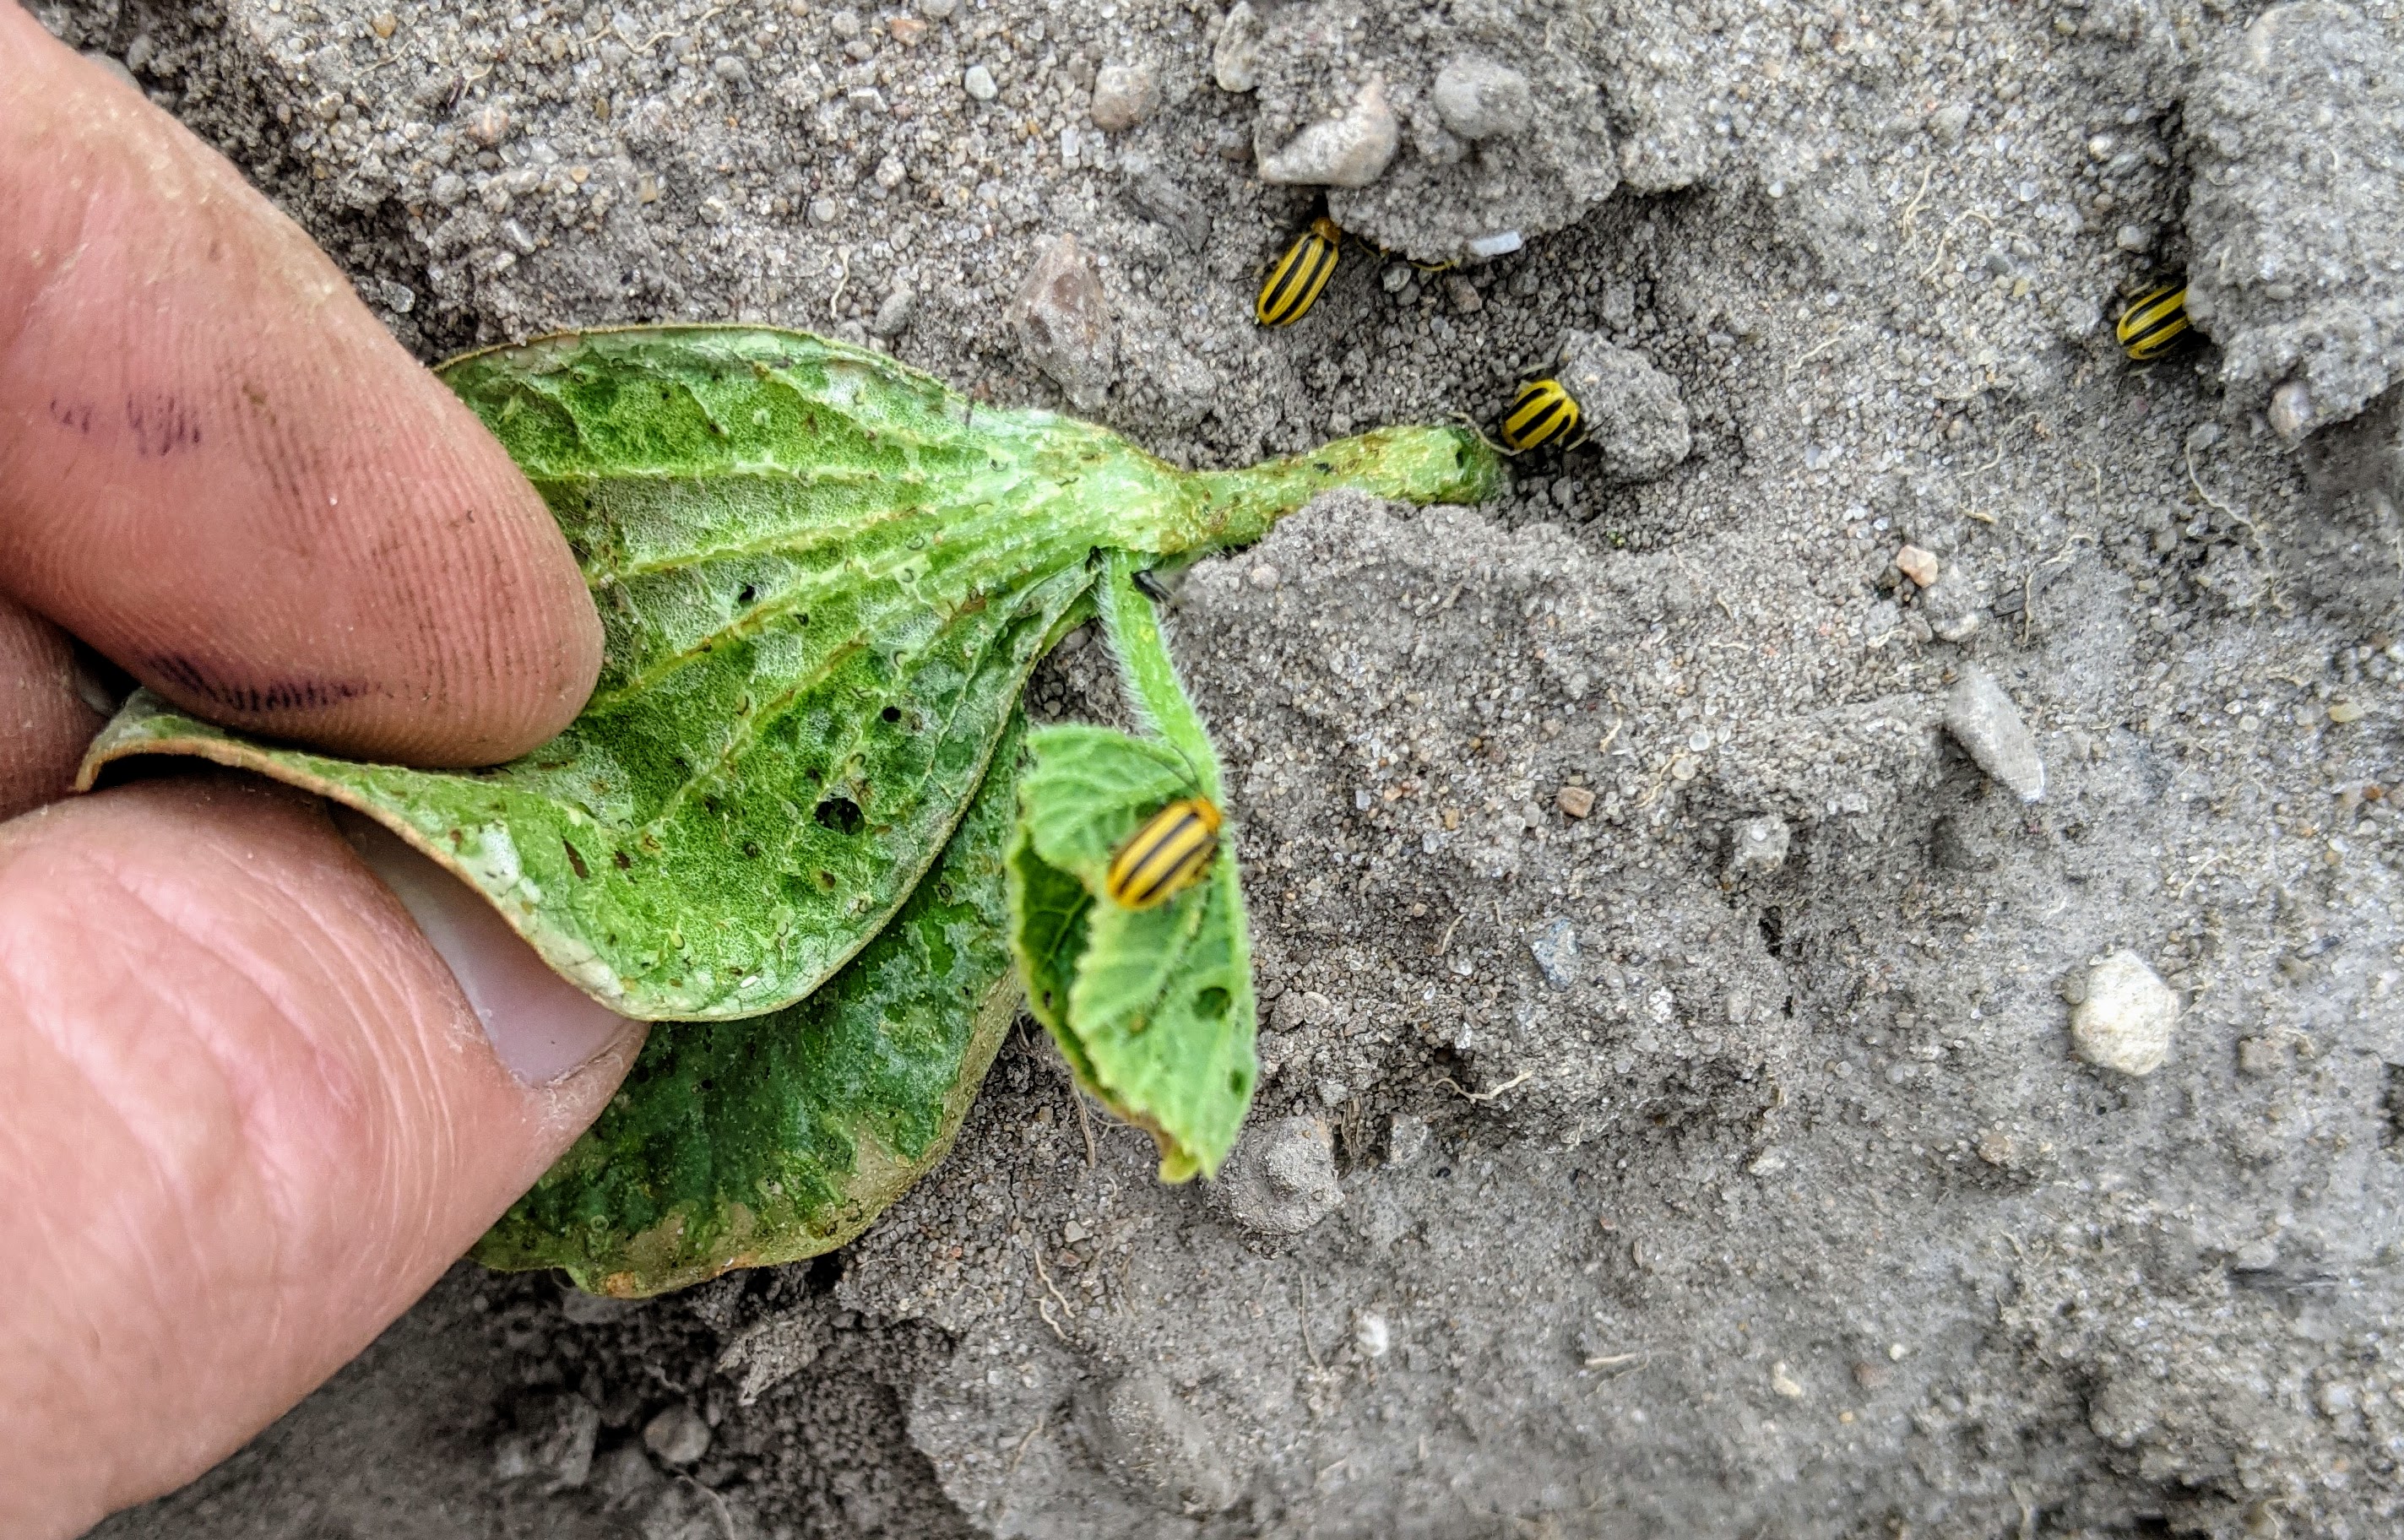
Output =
[
  {"x1": 962, "y1": 63, "x2": 998, "y2": 101},
  {"x1": 1945, "y1": 666, "x2": 2046, "y2": 802},
  {"x1": 1089, "y1": 62, "x2": 1159, "y2": 132},
  {"x1": 2070, "y1": 950, "x2": 2177, "y2": 1076},
  {"x1": 1257, "y1": 79, "x2": 1401, "y2": 188},
  {"x1": 1212, "y1": 2, "x2": 1262, "y2": 92},
  {"x1": 1431, "y1": 55, "x2": 1533, "y2": 140},
  {"x1": 641, "y1": 1403, "x2": 711, "y2": 1467}
]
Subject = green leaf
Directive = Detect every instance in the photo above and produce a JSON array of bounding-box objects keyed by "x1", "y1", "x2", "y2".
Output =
[
  {"x1": 1006, "y1": 569, "x2": 1256, "y2": 1181},
  {"x1": 473, "y1": 713, "x2": 1030, "y2": 1298},
  {"x1": 79, "y1": 327, "x2": 1500, "y2": 1021}
]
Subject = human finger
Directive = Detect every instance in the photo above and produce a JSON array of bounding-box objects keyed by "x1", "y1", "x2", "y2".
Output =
[
  {"x1": 0, "y1": 776, "x2": 642, "y2": 1538},
  {"x1": 0, "y1": 12, "x2": 600, "y2": 765}
]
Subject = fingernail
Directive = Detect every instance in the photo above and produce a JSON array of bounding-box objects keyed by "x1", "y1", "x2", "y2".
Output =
[{"x1": 334, "y1": 810, "x2": 635, "y2": 1084}]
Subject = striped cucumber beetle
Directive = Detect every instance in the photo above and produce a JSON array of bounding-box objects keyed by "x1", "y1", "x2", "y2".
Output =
[
  {"x1": 1499, "y1": 377, "x2": 1582, "y2": 453},
  {"x1": 2115, "y1": 283, "x2": 2190, "y2": 361},
  {"x1": 1256, "y1": 216, "x2": 1343, "y2": 327},
  {"x1": 1105, "y1": 797, "x2": 1224, "y2": 909}
]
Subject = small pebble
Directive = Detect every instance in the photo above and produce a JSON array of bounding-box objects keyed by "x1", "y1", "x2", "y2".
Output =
[
  {"x1": 641, "y1": 1403, "x2": 711, "y2": 1467},
  {"x1": 1213, "y1": 1115, "x2": 1344, "y2": 1236},
  {"x1": 1089, "y1": 62, "x2": 1159, "y2": 132},
  {"x1": 918, "y1": 0, "x2": 958, "y2": 15},
  {"x1": 1430, "y1": 55, "x2": 1534, "y2": 140},
  {"x1": 2270, "y1": 379, "x2": 2315, "y2": 442},
  {"x1": 1556, "y1": 784, "x2": 1595, "y2": 819},
  {"x1": 1771, "y1": 1363, "x2": 1805, "y2": 1400},
  {"x1": 1445, "y1": 274, "x2": 1483, "y2": 313},
  {"x1": 1728, "y1": 813, "x2": 1790, "y2": 876},
  {"x1": 887, "y1": 15, "x2": 927, "y2": 45},
  {"x1": 963, "y1": 64, "x2": 999, "y2": 101},
  {"x1": 2114, "y1": 222, "x2": 2154, "y2": 252},
  {"x1": 1212, "y1": 1, "x2": 1262, "y2": 93},
  {"x1": 2070, "y1": 949, "x2": 2177, "y2": 1076},
  {"x1": 1894, "y1": 544, "x2": 1940, "y2": 587},
  {"x1": 370, "y1": 11, "x2": 398, "y2": 38},
  {"x1": 1353, "y1": 1312, "x2": 1392, "y2": 1358},
  {"x1": 1944, "y1": 666, "x2": 2046, "y2": 803},
  {"x1": 1387, "y1": 1113, "x2": 1430, "y2": 1168},
  {"x1": 1528, "y1": 917, "x2": 1578, "y2": 988},
  {"x1": 1245, "y1": 562, "x2": 1281, "y2": 591},
  {"x1": 464, "y1": 103, "x2": 511, "y2": 148},
  {"x1": 870, "y1": 285, "x2": 914, "y2": 339},
  {"x1": 2327, "y1": 698, "x2": 2366, "y2": 724},
  {"x1": 1256, "y1": 79, "x2": 1400, "y2": 188},
  {"x1": 809, "y1": 196, "x2": 838, "y2": 224},
  {"x1": 1012, "y1": 233, "x2": 1116, "y2": 409}
]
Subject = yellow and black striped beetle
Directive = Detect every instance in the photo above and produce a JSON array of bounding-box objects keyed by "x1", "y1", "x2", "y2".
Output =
[
  {"x1": 1106, "y1": 797, "x2": 1224, "y2": 909},
  {"x1": 2115, "y1": 283, "x2": 2190, "y2": 361},
  {"x1": 1499, "y1": 377, "x2": 1582, "y2": 453},
  {"x1": 1256, "y1": 216, "x2": 1343, "y2": 327}
]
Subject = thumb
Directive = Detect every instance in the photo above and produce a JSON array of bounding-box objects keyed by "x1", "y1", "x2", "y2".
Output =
[{"x1": 0, "y1": 778, "x2": 643, "y2": 1539}]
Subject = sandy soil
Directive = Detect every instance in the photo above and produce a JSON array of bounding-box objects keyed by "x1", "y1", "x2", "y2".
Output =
[{"x1": 45, "y1": 0, "x2": 2404, "y2": 1533}]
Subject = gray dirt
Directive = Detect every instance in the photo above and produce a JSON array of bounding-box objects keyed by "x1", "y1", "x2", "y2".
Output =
[{"x1": 46, "y1": 0, "x2": 2404, "y2": 1534}]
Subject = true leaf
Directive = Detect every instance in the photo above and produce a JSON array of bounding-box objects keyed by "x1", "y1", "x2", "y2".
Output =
[
  {"x1": 473, "y1": 713, "x2": 1031, "y2": 1298},
  {"x1": 1006, "y1": 562, "x2": 1256, "y2": 1180},
  {"x1": 79, "y1": 327, "x2": 1500, "y2": 1020}
]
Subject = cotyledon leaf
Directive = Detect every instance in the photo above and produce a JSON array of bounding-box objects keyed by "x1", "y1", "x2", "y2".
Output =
[
  {"x1": 78, "y1": 327, "x2": 1501, "y2": 1020},
  {"x1": 475, "y1": 713, "x2": 1033, "y2": 1298}
]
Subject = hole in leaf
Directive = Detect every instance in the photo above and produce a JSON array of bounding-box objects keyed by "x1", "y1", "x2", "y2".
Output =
[
  {"x1": 737, "y1": 583, "x2": 757, "y2": 604},
  {"x1": 816, "y1": 870, "x2": 838, "y2": 891},
  {"x1": 1196, "y1": 985, "x2": 1231, "y2": 1019},
  {"x1": 813, "y1": 796, "x2": 865, "y2": 836},
  {"x1": 880, "y1": 705, "x2": 902, "y2": 723},
  {"x1": 562, "y1": 840, "x2": 590, "y2": 881}
]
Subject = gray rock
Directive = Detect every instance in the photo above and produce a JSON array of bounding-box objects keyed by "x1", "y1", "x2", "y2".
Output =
[
  {"x1": 1120, "y1": 160, "x2": 1212, "y2": 251},
  {"x1": 1386, "y1": 1113, "x2": 1431, "y2": 1169},
  {"x1": 1555, "y1": 334, "x2": 1692, "y2": 483},
  {"x1": 1089, "y1": 62, "x2": 1159, "y2": 132},
  {"x1": 1431, "y1": 56, "x2": 1533, "y2": 140},
  {"x1": 492, "y1": 1394, "x2": 600, "y2": 1492},
  {"x1": 1256, "y1": 79, "x2": 1400, "y2": 188},
  {"x1": 962, "y1": 62, "x2": 998, "y2": 101},
  {"x1": 869, "y1": 284, "x2": 914, "y2": 339},
  {"x1": 2070, "y1": 951, "x2": 2177, "y2": 1076},
  {"x1": 1012, "y1": 234, "x2": 1115, "y2": 410},
  {"x1": 641, "y1": 1403, "x2": 712, "y2": 1467},
  {"x1": 715, "y1": 1306, "x2": 829, "y2": 1407},
  {"x1": 1728, "y1": 814, "x2": 1791, "y2": 878},
  {"x1": 1078, "y1": 1371, "x2": 1240, "y2": 1515},
  {"x1": 1528, "y1": 917, "x2": 1578, "y2": 988},
  {"x1": 1919, "y1": 567, "x2": 1985, "y2": 643},
  {"x1": 2185, "y1": 3, "x2": 2404, "y2": 427},
  {"x1": 1212, "y1": 2, "x2": 1262, "y2": 93},
  {"x1": 1212, "y1": 1114, "x2": 1343, "y2": 1236},
  {"x1": 2292, "y1": 382, "x2": 2404, "y2": 621},
  {"x1": 1945, "y1": 667, "x2": 2045, "y2": 803}
]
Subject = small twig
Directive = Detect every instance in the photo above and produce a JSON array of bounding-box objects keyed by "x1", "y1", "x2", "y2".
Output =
[
  {"x1": 1072, "y1": 1091, "x2": 1096, "y2": 1169},
  {"x1": 1582, "y1": 1351, "x2": 1644, "y2": 1369},
  {"x1": 1432, "y1": 913, "x2": 1463, "y2": 958},
  {"x1": 1436, "y1": 1068, "x2": 1534, "y2": 1103},
  {"x1": 1896, "y1": 164, "x2": 1935, "y2": 249},
  {"x1": 1006, "y1": 1413, "x2": 1046, "y2": 1478}
]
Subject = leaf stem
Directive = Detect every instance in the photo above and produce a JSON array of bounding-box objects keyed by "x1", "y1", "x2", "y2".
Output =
[
  {"x1": 1173, "y1": 424, "x2": 1505, "y2": 551},
  {"x1": 1099, "y1": 553, "x2": 1220, "y2": 805}
]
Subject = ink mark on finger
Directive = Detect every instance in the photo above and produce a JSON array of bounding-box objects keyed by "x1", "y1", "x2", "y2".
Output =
[
  {"x1": 47, "y1": 399, "x2": 96, "y2": 435},
  {"x1": 124, "y1": 393, "x2": 203, "y2": 458},
  {"x1": 145, "y1": 653, "x2": 369, "y2": 716}
]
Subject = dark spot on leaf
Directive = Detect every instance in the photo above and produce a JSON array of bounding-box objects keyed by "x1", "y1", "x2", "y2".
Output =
[
  {"x1": 1196, "y1": 986, "x2": 1231, "y2": 1019},
  {"x1": 613, "y1": 849, "x2": 632, "y2": 870},
  {"x1": 1229, "y1": 1069, "x2": 1250, "y2": 1095},
  {"x1": 817, "y1": 870, "x2": 838, "y2": 890},
  {"x1": 814, "y1": 796, "x2": 865, "y2": 836},
  {"x1": 743, "y1": 840, "x2": 762, "y2": 858},
  {"x1": 563, "y1": 840, "x2": 591, "y2": 880}
]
